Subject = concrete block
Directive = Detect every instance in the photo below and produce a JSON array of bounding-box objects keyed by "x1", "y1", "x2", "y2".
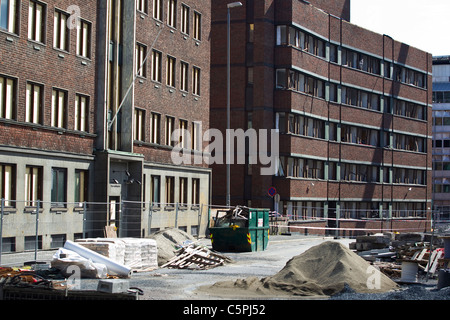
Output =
[{"x1": 97, "y1": 279, "x2": 130, "y2": 294}]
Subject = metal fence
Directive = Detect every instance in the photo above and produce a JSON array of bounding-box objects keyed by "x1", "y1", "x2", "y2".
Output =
[
  {"x1": 1, "y1": 198, "x2": 449, "y2": 265},
  {"x1": 0, "y1": 198, "x2": 210, "y2": 265}
]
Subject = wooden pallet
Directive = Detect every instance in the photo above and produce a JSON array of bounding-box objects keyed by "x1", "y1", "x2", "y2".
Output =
[{"x1": 161, "y1": 244, "x2": 232, "y2": 270}]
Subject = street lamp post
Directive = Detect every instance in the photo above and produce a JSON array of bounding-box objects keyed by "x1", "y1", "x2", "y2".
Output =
[{"x1": 226, "y1": 2, "x2": 242, "y2": 207}]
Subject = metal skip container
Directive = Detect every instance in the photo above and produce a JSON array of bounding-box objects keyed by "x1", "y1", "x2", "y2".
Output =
[{"x1": 209, "y1": 206, "x2": 270, "y2": 252}]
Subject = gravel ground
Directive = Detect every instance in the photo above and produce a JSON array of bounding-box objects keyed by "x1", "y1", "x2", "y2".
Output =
[
  {"x1": 331, "y1": 282, "x2": 450, "y2": 300},
  {"x1": 2, "y1": 235, "x2": 450, "y2": 301}
]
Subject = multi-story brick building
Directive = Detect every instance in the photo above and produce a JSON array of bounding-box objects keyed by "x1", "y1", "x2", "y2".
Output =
[
  {"x1": 0, "y1": 0, "x2": 210, "y2": 252},
  {"x1": 210, "y1": 0, "x2": 432, "y2": 235}
]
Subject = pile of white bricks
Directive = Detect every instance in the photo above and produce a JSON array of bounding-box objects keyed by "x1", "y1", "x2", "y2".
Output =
[{"x1": 76, "y1": 238, "x2": 158, "y2": 271}]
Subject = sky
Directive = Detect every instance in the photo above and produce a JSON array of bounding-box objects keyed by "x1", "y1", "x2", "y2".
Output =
[{"x1": 350, "y1": 0, "x2": 450, "y2": 56}]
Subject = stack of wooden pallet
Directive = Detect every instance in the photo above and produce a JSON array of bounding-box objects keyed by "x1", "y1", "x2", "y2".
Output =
[{"x1": 161, "y1": 244, "x2": 232, "y2": 270}]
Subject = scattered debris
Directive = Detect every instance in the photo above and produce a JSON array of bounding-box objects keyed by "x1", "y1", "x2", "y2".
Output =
[
  {"x1": 149, "y1": 228, "x2": 196, "y2": 266},
  {"x1": 213, "y1": 206, "x2": 251, "y2": 228},
  {"x1": 161, "y1": 243, "x2": 232, "y2": 270}
]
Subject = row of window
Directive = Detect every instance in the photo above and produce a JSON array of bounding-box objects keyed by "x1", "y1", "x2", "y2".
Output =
[
  {"x1": 275, "y1": 25, "x2": 428, "y2": 89},
  {"x1": 140, "y1": 0, "x2": 202, "y2": 41},
  {"x1": 433, "y1": 91, "x2": 450, "y2": 104},
  {"x1": 0, "y1": 0, "x2": 92, "y2": 58},
  {"x1": 136, "y1": 47, "x2": 201, "y2": 95},
  {"x1": 278, "y1": 156, "x2": 426, "y2": 185},
  {"x1": 282, "y1": 201, "x2": 426, "y2": 220},
  {"x1": 433, "y1": 161, "x2": 450, "y2": 171},
  {"x1": 0, "y1": 163, "x2": 88, "y2": 207},
  {"x1": 135, "y1": 110, "x2": 202, "y2": 150},
  {"x1": 433, "y1": 111, "x2": 450, "y2": 126},
  {"x1": 148, "y1": 175, "x2": 200, "y2": 207},
  {"x1": 275, "y1": 112, "x2": 427, "y2": 153},
  {"x1": 275, "y1": 69, "x2": 427, "y2": 121},
  {"x1": 0, "y1": 163, "x2": 202, "y2": 209},
  {"x1": 0, "y1": 74, "x2": 90, "y2": 131}
]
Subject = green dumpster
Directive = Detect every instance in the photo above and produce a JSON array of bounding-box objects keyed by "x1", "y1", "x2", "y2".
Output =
[{"x1": 209, "y1": 208, "x2": 270, "y2": 252}]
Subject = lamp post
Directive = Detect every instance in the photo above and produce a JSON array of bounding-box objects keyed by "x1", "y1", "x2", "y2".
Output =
[{"x1": 226, "y1": 2, "x2": 242, "y2": 207}]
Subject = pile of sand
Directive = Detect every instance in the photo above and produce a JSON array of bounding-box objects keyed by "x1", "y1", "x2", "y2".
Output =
[
  {"x1": 149, "y1": 228, "x2": 196, "y2": 266},
  {"x1": 204, "y1": 241, "x2": 399, "y2": 297}
]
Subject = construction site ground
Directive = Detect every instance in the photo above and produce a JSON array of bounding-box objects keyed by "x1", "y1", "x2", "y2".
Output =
[{"x1": 2, "y1": 234, "x2": 449, "y2": 301}]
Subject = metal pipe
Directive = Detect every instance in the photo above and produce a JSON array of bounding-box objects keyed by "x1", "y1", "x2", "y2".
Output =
[{"x1": 226, "y1": 2, "x2": 242, "y2": 207}]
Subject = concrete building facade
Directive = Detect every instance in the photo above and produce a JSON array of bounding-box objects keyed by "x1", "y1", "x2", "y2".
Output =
[
  {"x1": 0, "y1": 0, "x2": 211, "y2": 252},
  {"x1": 432, "y1": 56, "x2": 450, "y2": 218},
  {"x1": 210, "y1": 0, "x2": 432, "y2": 235}
]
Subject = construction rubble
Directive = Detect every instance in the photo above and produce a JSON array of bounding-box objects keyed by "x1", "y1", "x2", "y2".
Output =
[
  {"x1": 349, "y1": 232, "x2": 449, "y2": 285},
  {"x1": 1, "y1": 228, "x2": 449, "y2": 300},
  {"x1": 0, "y1": 228, "x2": 233, "y2": 300}
]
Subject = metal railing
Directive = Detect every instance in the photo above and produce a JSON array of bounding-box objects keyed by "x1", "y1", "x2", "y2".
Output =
[{"x1": 0, "y1": 198, "x2": 209, "y2": 265}]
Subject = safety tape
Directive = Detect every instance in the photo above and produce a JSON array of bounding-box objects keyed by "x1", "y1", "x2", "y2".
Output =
[{"x1": 269, "y1": 224, "x2": 431, "y2": 232}]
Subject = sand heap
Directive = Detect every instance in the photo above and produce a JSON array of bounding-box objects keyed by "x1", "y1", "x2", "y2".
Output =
[
  {"x1": 207, "y1": 241, "x2": 399, "y2": 297},
  {"x1": 149, "y1": 228, "x2": 196, "y2": 266}
]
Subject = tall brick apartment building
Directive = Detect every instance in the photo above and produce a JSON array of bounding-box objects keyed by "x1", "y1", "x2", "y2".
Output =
[
  {"x1": 0, "y1": 0, "x2": 210, "y2": 252},
  {"x1": 210, "y1": 0, "x2": 433, "y2": 235}
]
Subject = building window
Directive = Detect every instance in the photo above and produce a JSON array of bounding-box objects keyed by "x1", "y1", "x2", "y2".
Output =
[
  {"x1": 287, "y1": 114, "x2": 325, "y2": 140},
  {"x1": 394, "y1": 168, "x2": 425, "y2": 185},
  {"x1": 0, "y1": 75, "x2": 16, "y2": 120},
  {"x1": 180, "y1": 61, "x2": 189, "y2": 92},
  {"x1": 51, "y1": 88, "x2": 67, "y2": 128},
  {"x1": 276, "y1": 69, "x2": 325, "y2": 99},
  {"x1": 192, "y1": 66, "x2": 200, "y2": 96},
  {"x1": 165, "y1": 176, "x2": 174, "y2": 205},
  {"x1": 0, "y1": 0, "x2": 18, "y2": 34},
  {"x1": 433, "y1": 91, "x2": 450, "y2": 104},
  {"x1": 153, "y1": 0, "x2": 163, "y2": 21},
  {"x1": 54, "y1": 10, "x2": 70, "y2": 51},
  {"x1": 26, "y1": 82, "x2": 43, "y2": 124},
  {"x1": 75, "y1": 170, "x2": 88, "y2": 205},
  {"x1": 51, "y1": 168, "x2": 67, "y2": 207},
  {"x1": 393, "y1": 133, "x2": 425, "y2": 153},
  {"x1": 342, "y1": 48, "x2": 381, "y2": 75},
  {"x1": 193, "y1": 11, "x2": 201, "y2": 41},
  {"x1": 77, "y1": 18, "x2": 91, "y2": 58},
  {"x1": 137, "y1": 0, "x2": 148, "y2": 14},
  {"x1": 192, "y1": 121, "x2": 201, "y2": 151},
  {"x1": 152, "y1": 50, "x2": 162, "y2": 82},
  {"x1": 136, "y1": 43, "x2": 147, "y2": 78},
  {"x1": 134, "y1": 108, "x2": 145, "y2": 141},
  {"x1": 248, "y1": 23, "x2": 254, "y2": 43},
  {"x1": 393, "y1": 99, "x2": 425, "y2": 121},
  {"x1": 341, "y1": 86, "x2": 380, "y2": 111},
  {"x1": 341, "y1": 163, "x2": 379, "y2": 183},
  {"x1": 25, "y1": 166, "x2": 42, "y2": 207},
  {"x1": 75, "y1": 94, "x2": 89, "y2": 132},
  {"x1": 394, "y1": 65, "x2": 427, "y2": 89},
  {"x1": 0, "y1": 164, "x2": 15, "y2": 206},
  {"x1": 28, "y1": 0, "x2": 46, "y2": 43},
  {"x1": 151, "y1": 112, "x2": 161, "y2": 144},
  {"x1": 276, "y1": 26, "x2": 325, "y2": 58},
  {"x1": 151, "y1": 175, "x2": 161, "y2": 205},
  {"x1": 180, "y1": 4, "x2": 189, "y2": 35},
  {"x1": 192, "y1": 178, "x2": 200, "y2": 206},
  {"x1": 179, "y1": 119, "x2": 188, "y2": 148},
  {"x1": 341, "y1": 124, "x2": 379, "y2": 147},
  {"x1": 167, "y1": 0, "x2": 176, "y2": 28},
  {"x1": 165, "y1": 116, "x2": 175, "y2": 146},
  {"x1": 166, "y1": 55, "x2": 176, "y2": 87},
  {"x1": 51, "y1": 234, "x2": 66, "y2": 249},
  {"x1": 179, "y1": 177, "x2": 188, "y2": 205}
]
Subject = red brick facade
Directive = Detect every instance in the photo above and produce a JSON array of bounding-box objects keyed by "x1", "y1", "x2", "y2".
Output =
[{"x1": 210, "y1": 0, "x2": 432, "y2": 236}]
